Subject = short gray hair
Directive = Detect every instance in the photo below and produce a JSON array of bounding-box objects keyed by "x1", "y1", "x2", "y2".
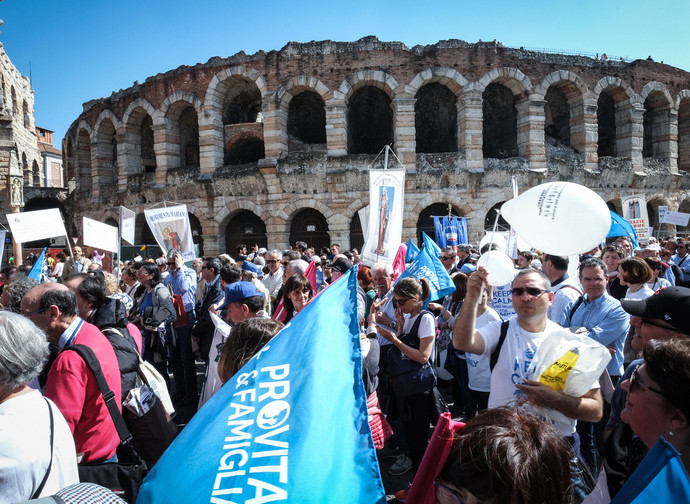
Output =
[
  {"x1": 0, "y1": 311, "x2": 49, "y2": 390},
  {"x1": 371, "y1": 261, "x2": 393, "y2": 277},
  {"x1": 290, "y1": 259, "x2": 309, "y2": 275},
  {"x1": 7, "y1": 274, "x2": 39, "y2": 313}
]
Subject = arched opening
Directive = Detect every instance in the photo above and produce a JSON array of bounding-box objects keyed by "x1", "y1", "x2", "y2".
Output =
[
  {"x1": 544, "y1": 86, "x2": 571, "y2": 147},
  {"x1": 679, "y1": 99, "x2": 690, "y2": 171},
  {"x1": 140, "y1": 115, "x2": 156, "y2": 173},
  {"x1": 606, "y1": 200, "x2": 620, "y2": 215},
  {"x1": 678, "y1": 200, "x2": 690, "y2": 238},
  {"x1": 10, "y1": 87, "x2": 17, "y2": 116},
  {"x1": 415, "y1": 83, "x2": 457, "y2": 153},
  {"x1": 348, "y1": 86, "x2": 393, "y2": 155},
  {"x1": 287, "y1": 90, "x2": 326, "y2": 152},
  {"x1": 289, "y1": 208, "x2": 330, "y2": 251},
  {"x1": 597, "y1": 91, "x2": 617, "y2": 157},
  {"x1": 643, "y1": 91, "x2": 671, "y2": 159},
  {"x1": 95, "y1": 118, "x2": 117, "y2": 184},
  {"x1": 349, "y1": 211, "x2": 364, "y2": 251},
  {"x1": 188, "y1": 213, "x2": 204, "y2": 256},
  {"x1": 21, "y1": 153, "x2": 29, "y2": 186},
  {"x1": 416, "y1": 203, "x2": 461, "y2": 246},
  {"x1": 178, "y1": 106, "x2": 200, "y2": 168},
  {"x1": 76, "y1": 128, "x2": 91, "y2": 190},
  {"x1": 484, "y1": 202, "x2": 511, "y2": 232},
  {"x1": 224, "y1": 135, "x2": 265, "y2": 166},
  {"x1": 22, "y1": 100, "x2": 30, "y2": 129},
  {"x1": 32, "y1": 160, "x2": 40, "y2": 187},
  {"x1": 647, "y1": 199, "x2": 667, "y2": 238},
  {"x1": 65, "y1": 138, "x2": 77, "y2": 192},
  {"x1": 225, "y1": 211, "x2": 267, "y2": 254},
  {"x1": 223, "y1": 81, "x2": 261, "y2": 125},
  {"x1": 482, "y1": 83, "x2": 518, "y2": 158}
]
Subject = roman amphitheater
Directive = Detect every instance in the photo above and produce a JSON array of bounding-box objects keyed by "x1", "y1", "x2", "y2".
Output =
[{"x1": 55, "y1": 37, "x2": 690, "y2": 255}]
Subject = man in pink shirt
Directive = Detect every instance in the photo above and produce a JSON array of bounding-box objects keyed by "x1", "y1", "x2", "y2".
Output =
[{"x1": 21, "y1": 283, "x2": 122, "y2": 463}]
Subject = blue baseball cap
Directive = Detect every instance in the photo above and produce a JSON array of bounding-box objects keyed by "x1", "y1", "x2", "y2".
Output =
[
  {"x1": 224, "y1": 281, "x2": 264, "y2": 304},
  {"x1": 241, "y1": 260, "x2": 260, "y2": 274}
]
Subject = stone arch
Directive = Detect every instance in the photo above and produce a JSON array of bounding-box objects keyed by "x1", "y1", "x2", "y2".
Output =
[
  {"x1": 406, "y1": 67, "x2": 469, "y2": 97},
  {"x1": 338, "y1": 69, "x2": 400, "y2": 101},
  {"x1": 640, "y1": 82, "x2": 673, "y2": 160},
  {"x1": 676, "y1": 90, "x2": 690, "y2": 171},
  {"x1": 677, "y1": 198, "x2": 690, "y2": 235},
  {"x1": 593, "y1": 77, "x2": 637, "y2": 158},
  {"x1": 536, "y1": 71, "x2": 589, "y2": 152},
  {"x1": 474, "y1": 67, "x2": 532, "y2": 96},
  {"x1": 224, "y1": 132, "x2": 265, "y2": 165},
  {"x1": 347, "y1": 86, "x2": 394, "y2": 155},
  {"x1": 216, "y1": 200, "x2": 269, "y2": 233},
  {"x1": 22, "y1": 100, "x2": 30, "y2": 129},
  {"x1": 94, "y1": 111, "x2": 119, "y2": 186},
  {"x1": 31, "y1": 160, "x2": 40, "y2": 187},
  {"x1": 415, "y1": 202, "x2": 463, "y2": 246},
  {"x1": 275, "y1": 77, "x2": 329, "y2": 152},
  {"x1": 204, "y1": 66, "x2": 268, "y2": 114},
  {"x1": 223, "y1": 210, "x2": 268, "y2": 254},
  {"x1": 161, "y1": 93, "x2": 202, "y2": 169},
  {"x1": 415, "y1": 83, "x2": 459, "y2": 154},
  {"x1": 123, "y1": 98, "x2": 157, "y2": 174},
  {"x1": 288, "y1": 207, "x2": 331, "y2": 251},
  {"x1": 75, "y1": 122, "x2": 93, "y2": 193},
  {"x1": 647, "y1": 196, "x2": 670, "y2": 236},
  {"x1": 484, "y1": 201, "x2": 511, "y2": 232}
]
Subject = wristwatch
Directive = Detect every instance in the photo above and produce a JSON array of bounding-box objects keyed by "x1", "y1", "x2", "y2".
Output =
[{"x1": 389, "y1": 320, "x2": 397, "y2": 330}]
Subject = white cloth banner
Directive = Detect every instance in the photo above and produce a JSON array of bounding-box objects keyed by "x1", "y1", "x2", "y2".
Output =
[
  {"x1": 361, "y1": 169, "x2": 405, "y2": 266},
  {"x1": 660, "y1": 210, "x2": 690, "y2": 227},
  {"x1": 358, "y1": 205, "x2": 370, "y2": 239},
  {"x1": 120, "y1": 206, "x2": 136, "y2": 245},
  {"x1": 0, "y1": 230, "x2": 6, "y2": 266},
  {"x1": 621, "y1": 194, "x2": 650, "y2": 242},
  {"x1": 144, "y1": 204, "x2": 195, "y2": 261},
  {"x1": 6, "y1": 208, "x2": 67, "y2": 244},
  {"x1": 83, "y1": 217, "x2": 119, "y2": 252}
]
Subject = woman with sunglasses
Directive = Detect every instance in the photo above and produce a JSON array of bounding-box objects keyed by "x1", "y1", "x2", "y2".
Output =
[
  {"x1": 378, "y1": 277, "x2": 435, "y2": 497},
  {"x1": 620, "y1": 338, "x2": 690, "y2": 470},
  {"x1": 436, "y1": 406, "x2": 574, "y2": 504}
]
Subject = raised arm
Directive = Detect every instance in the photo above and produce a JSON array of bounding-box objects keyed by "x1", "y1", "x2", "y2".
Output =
[{"x1": 452, "y1": 266, "x2": 488, "y2": 355}]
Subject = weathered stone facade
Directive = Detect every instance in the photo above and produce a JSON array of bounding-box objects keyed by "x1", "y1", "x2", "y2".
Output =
[{"x1": 62, "y1": 37, "x2": 690, "y2": 255}]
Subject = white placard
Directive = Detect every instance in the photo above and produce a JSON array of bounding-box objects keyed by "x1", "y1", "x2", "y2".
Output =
[
  {"x1": 660, "y1": 210, "x2": 690, "y2": 227},
  {"x1": 120, "y1": 206, "x2": 136, "y2": 245},
  {"x1": 83, "y1": 217, "x2": 119, "y2": 252},
  {"x1": 6, "y1": 208, "x2": 67, "y2": 244}
]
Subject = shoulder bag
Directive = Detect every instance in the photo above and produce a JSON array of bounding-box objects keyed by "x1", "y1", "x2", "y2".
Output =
[{"x1": 388, "y1": 310, "x2": 437, "y2": 396}]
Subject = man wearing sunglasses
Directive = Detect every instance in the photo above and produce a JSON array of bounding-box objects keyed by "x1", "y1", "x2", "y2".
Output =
[
  {"x1": 439, "y1": 246, "x2": 460, "y2": 275},
  {"x1": 603, "y1": 286, "x2": 690, "y2": 497}
]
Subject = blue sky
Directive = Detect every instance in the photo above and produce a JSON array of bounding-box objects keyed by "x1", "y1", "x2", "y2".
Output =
[{"x1": 2, "y1": 0, "x2": 689, "y2": 147}]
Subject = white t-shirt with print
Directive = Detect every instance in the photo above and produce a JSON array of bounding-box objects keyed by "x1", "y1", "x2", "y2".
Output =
[{"x1": 466, "y1": 307, "x2": 502, "y2": 392}]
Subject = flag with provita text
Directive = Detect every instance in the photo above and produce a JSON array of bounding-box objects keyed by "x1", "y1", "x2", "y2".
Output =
[
  {"x1": 137, "y1": 266, "x2": 386, "y2": 504},
  {"x1": 396, "y1": 239, "x2": 455, "y2": 302}
]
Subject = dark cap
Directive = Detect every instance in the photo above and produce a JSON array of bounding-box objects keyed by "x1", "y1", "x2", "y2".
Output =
[
  {"x1": 328, "y1": 257, "x2": 352, "y2": 274},
  {"x1": 621, "y1": 286, "x2": 690, "y2": 334}
]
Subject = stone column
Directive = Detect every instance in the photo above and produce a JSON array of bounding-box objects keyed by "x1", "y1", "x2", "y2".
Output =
[
  {"x1": 115, "y1": 132, "x2": 138, "y2": 192},
  {"x1": 571, "y1": 97, "x2": 599, "y2": 171},
  {"x1": 199, "y1": 110, "x2": 224, "y2": 175},
  {"x1": 152, "y1": 121, "x2": 180, "y2": 185},
  {"x1": 517, "y1": 96, "x2": 547, "y2": 172},
  {"x1": 326, "y1": 97, "x2": 347, "y2": 157},
  {"x1": 392, "y1": 97, "x2": 416, "y2": 168},
  {"x1": 263, "y1": 96, "x2": 288, "y2": 159},
  {"x1": 617, "y1": 100, "x2": 644, "y2": 170},
  {"x1": 458, "y1": 89, "x2": 483, "y2": 172},
  {"x1": 669, "y1": 108, "x2": 679, "y2": 174}
]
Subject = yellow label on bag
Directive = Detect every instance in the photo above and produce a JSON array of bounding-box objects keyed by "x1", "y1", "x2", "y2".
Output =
[{"x1": 538, "y1": 347, "x2": 580, "y2": 391}]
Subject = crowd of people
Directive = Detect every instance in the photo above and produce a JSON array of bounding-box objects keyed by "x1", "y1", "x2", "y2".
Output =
[{"x1": 1, "y1": 234, "x2": 689, "y2": 503}]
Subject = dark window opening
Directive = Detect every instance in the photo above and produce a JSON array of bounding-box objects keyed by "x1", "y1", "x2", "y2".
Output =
[
  {"x1": 348, "y1": 86, "x2": 393, "y2": 155},
  {"x1": 483, "y1": 83, "x2": 518, "y2": 158},
  {"x1": 288, "y1": 90, "x2": 326, "y2": 150},
  {"x1": 141, "y1": 115, "x2": 156, "y2": 173},
  {"x1": 224, "y1": 136, "x2": 265, "y2": 166},
  {"x1": 597, "y1": 91, "x2": 617, "y2": 157},
  {"x1": 290, "y1": 209, "x2": 330, "y2": 251},
  {"x1": 544, "y1": 86, "x2": 571, "y2": 147},
  {"x1": 415, "y1": 83, "x2": 457, "y2": 153}
]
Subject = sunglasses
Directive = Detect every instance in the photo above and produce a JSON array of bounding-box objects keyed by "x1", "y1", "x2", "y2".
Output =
[
  {"x1": 629, "y1": 367, "x2": 667, "y2": 398},
  {"x1": 266, "y1": 260, "x2": 279, "y2": 264},
  {"x1": 440, "y1": 256, "x2": 453, "y2": 261},
  {"x1": 511, "y1": 287, "x2": 549, "y2": 297}
]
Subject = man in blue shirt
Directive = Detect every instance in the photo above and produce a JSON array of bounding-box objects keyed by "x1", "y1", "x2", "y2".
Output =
[
  {"x1": 164, "y1": 249, "x2": 197, "y2": 406},
  {"x1": 560, "y1": 256, "x2": 630, "y2": 480}
]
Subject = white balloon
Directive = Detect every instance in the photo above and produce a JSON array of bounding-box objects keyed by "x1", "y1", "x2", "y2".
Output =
[
  {"x1": 479, "y1": 233, "x2": 507, "y2": 253},
  {"x1": 478, "y1": 250, "x2": 516, "y2": 286},
  {"x1": 515, "y1": 233, "x2": 533, "y2": 252},
  {"x1": 500, "y1": 182, "x2": 609, "y2": 256}
]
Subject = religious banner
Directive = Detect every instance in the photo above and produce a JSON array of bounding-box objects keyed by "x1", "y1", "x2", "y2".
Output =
[
  {"x1": 6, "y1": 208, "x2": 67, "y2": 244},
  {"x1": 621, "y1": 195, "x2": 650, "y2": 243},
  {"x1": 361, "y1": 169, "x2": 405, "y2": 266},
  {"x1": 83, "y1": 217, "x2": 119, "y2": 252},
  {"x1": 119, "y1": 206, "x2": 136, "y2": 245},
  {"x1": 144, "y1": 204, "x2": 195, "y2": 261}
]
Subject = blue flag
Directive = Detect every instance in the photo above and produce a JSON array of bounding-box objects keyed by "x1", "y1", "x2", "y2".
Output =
[
  {"x1": 433, "y1": 216, "x2": 468, "y2": 249},
  {"x1": 137, "y1": 267, "x2": 385, "y2": 504},
  {"x1": 28, "y1": 248, "x2": 46, "y2": 282},
  {"x1": 611, "y1": 437, "x2": 690, "y2": 503},
  {"x1": 422, "y1": 232, "x2": 442, "y2": 258},
  {"x1": 405, "y1": 239, "x2": 420, "y2": 263},
  {"x1": 608, "y1": 211, "x2": 640, "y2": 249},
  {"x1": 396, "y1": 242, "x2": 455, "y2": 302}
]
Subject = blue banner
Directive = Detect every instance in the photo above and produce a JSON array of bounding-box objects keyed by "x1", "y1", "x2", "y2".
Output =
[
  {"x1": 433, "y1": 216, "x2": 468, "y2": 249},
  {"x1": 137, "y1": 267, "x2": 385, "y2": 504},
  {"x1": 396, "y1": 241, "x2": 455, "y2": 302},
  {"x1": 405, "y1": 239, "x2": 420, "y2": 263},
  {"x1": 28, "y1": 247, "x2": 46, "y2": 282},
  {"x1": 422, "y1": 231, "x2": 442, "y2": 259},
  {"x1": 608, "y1": 211, "x2": 640, "y2": 249},
  {"x1": 611, "y1": 437, "x2": 690, "y2": 503}
]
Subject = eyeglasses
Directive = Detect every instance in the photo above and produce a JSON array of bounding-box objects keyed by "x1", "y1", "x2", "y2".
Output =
[
  {"x1": 641, "y1": 318, "x2": 682, "y2": 334},
  {"x1": 440, "y1": 256, "x2": 453, "y2": 261},
  {"x1": 511, "y1": 287, "x2": 549, "y2": 297},
  {"x1": 201, "y1": 265, "x2": 210, "y2": 269},
  {"x1": 281, "y1": 261, "x2": 290, "y2": 267},
  {"x1": 23, "y1": 307, "x2": 47, "y2": 317},
  {"x1": 629, "y1": 367, "x2": 667, "y2": 398},
  {"x1": 266, "y1": 260, "x2": 279, "y2": 264},
  {"x1": 167, "y1": 262, "x2": 175, "y2": 266},
  {"x1": 434, "y1": 480, "x2": 466, "y2": 504}
]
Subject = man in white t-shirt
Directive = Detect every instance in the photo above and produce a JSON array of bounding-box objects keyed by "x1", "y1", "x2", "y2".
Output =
[{"x1": 453, "y1": 266, "x2": 603, "y2": 438}]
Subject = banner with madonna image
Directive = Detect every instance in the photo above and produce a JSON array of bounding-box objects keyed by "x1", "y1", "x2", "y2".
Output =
[
  {"x1": 144, "y1": 204, "x2": 195, "y2": 261},
  {"x1": 361, "y1": 169, "x2": 406, "y2": 267}
]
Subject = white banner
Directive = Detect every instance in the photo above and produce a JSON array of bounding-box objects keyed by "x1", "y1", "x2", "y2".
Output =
[
  {"x1": 120, "y1": 206, "x2": 136, "y2": 245},
  {"x1": 660, "y1": 210, "x2": 690, "y2": 227},
  {"x1": 6, "y1": 208, "x2": 67, "y2": 244},
  {"x1": 621, "y1": 194, "x2": 650, "y2": 243},
  {"x1": 83, "y1": 217, "x2": 119, "y2": 252},
  {"x1": 361, "y1": 169, "x2": 405, "y2": 266},
  {"x1": 0, "y1": 230, "x2": 6, "y2": 266},
  {"x1": 358, "y1": 205, "x2": 369, "y2": 239},
  {"x1": 144, "y1": 204, "x2": 195, "y2": 261}
]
